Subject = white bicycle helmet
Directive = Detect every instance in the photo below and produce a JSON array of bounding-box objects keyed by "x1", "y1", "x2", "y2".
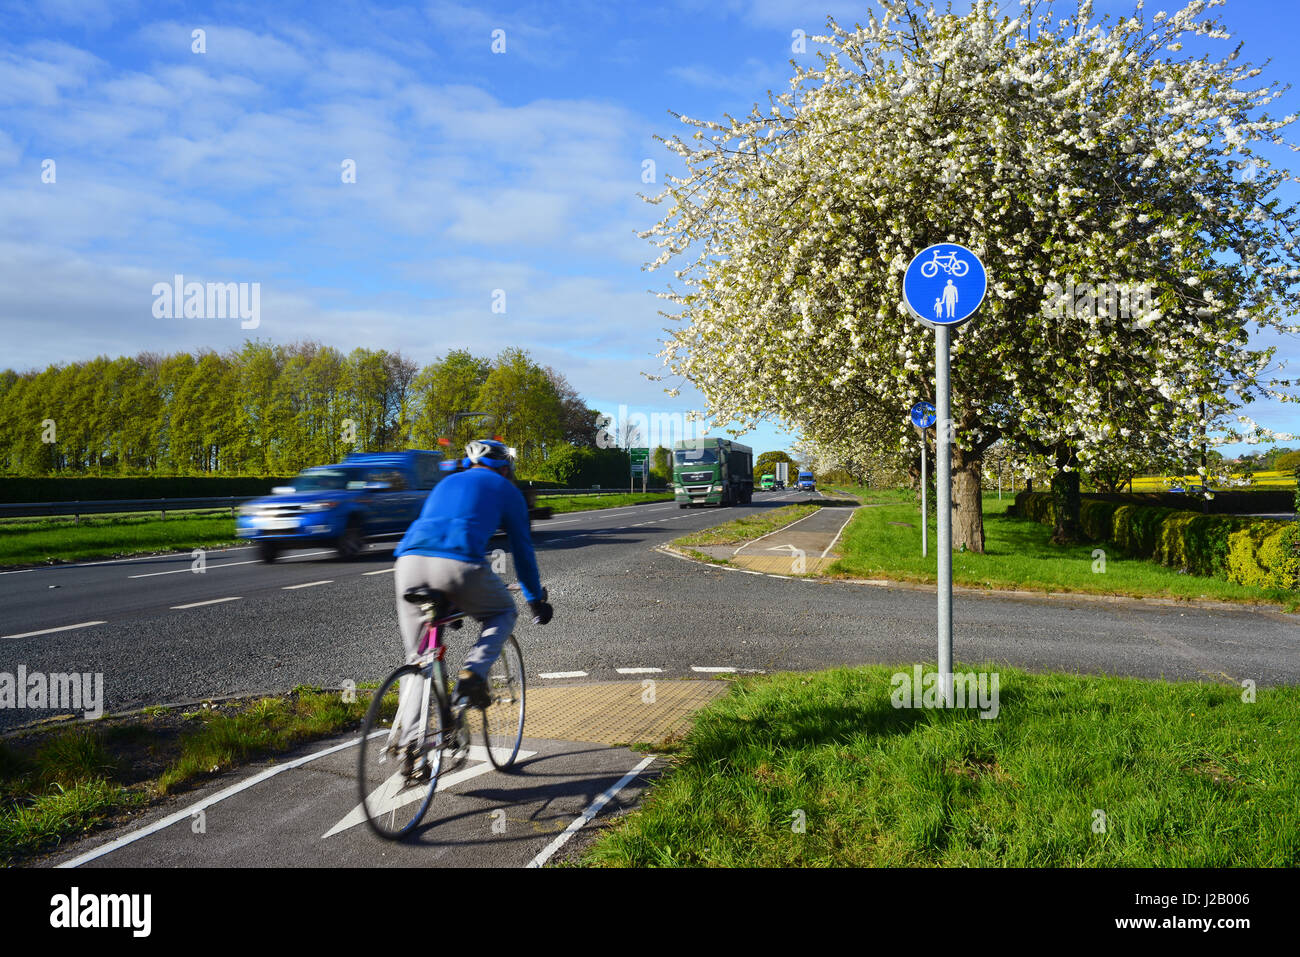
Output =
[{"x1": 464, "y1": 438, "x2": 515, "y2": 477}]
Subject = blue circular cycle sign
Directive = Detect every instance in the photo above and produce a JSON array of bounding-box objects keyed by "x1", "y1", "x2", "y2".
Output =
[
  {"x1": 902, "y1": 243, "x2": 987, "y2": 328},
  {"x1": 910, "y1": 401, "x2": 937, "y2": 429}
]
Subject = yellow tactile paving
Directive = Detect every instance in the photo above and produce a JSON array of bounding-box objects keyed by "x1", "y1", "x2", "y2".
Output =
[
  {"x1": 524, "y1": 680, "x2": 731, "y2": 745},
  {"x1": 729, "y1": 555, "x2": 838, "y2": 575}
]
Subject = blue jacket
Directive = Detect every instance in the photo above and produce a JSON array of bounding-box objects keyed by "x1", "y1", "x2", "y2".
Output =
[{"x1": 394, "y1": 466, "x2": 543, "y2": 603}]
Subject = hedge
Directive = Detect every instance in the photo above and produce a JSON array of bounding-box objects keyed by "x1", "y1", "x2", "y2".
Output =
[
  {"x1": 0, "y1": 476, "x2": 295, "y2": 503},
  {"x1": 1013, "y1": 491, "x2": 1299, "y2": 590}
]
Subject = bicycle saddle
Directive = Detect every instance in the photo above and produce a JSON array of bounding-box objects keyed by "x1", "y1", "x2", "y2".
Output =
[{"x1": 403, "y1": 585, "x2": 445, "y2": 606}]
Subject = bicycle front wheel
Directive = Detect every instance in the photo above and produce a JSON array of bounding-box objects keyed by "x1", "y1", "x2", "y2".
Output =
[
  {"x1": 357, "y1": 663, "x2": 445, "y2": 839},
  {"x1": 481, "y1": 634, "x2": 525, "y2": 769}
]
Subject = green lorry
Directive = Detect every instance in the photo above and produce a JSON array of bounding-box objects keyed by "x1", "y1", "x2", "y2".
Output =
[
  {"x1": 673, "y1": 438, "x2": 754, "y2": 507},
  {"x1": 759, "y1": 474, "x2": 775, "y2": 490}
]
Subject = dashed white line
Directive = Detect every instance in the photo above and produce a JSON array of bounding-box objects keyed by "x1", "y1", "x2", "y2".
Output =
[
  {"x1": 171, "y1": 597, "x2": 242, "y2": 610},
  {"x1": 1, "y1": 620, "x2": 107, "y2": 641},
  {"x1": 691, "y1": 666, "x2": 737, "y2": 673},
  {"x1": 538, "y1": 671, "x2": 589, "y2": 679},
  {"x1": 0, "y1": 569, "x2": 34, "y2": 576},
  {"x1": 283, "y1": 580, "x2": 333, "y2": 590},
  {"x1": 615, "y1": 667, "x2": 663, "y2": 674},
  {"x1": 362, "y1": 568, "x2": 394, "y2": 576}
]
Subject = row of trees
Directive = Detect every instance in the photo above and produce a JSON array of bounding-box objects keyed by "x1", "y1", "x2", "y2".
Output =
[
  {"x1": 648, "y1": 0, "x2": 1300, "y2": 549},
  {"x1": 0, "y1": 341, "x2": 604, "y2": 477}
]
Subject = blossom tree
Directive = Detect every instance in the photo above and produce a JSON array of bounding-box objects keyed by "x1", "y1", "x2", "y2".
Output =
[{"x1": 645, "y1": 0, "x2": 1300, "y2": 550}]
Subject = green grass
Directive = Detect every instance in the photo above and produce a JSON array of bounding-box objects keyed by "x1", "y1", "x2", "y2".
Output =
[
  {"x1": 674, "y1": 503, "x2": 822, "y2": 548},
  {"x1": 827, "y1": 488, "x2": 1299, "y2": 610},
  {"x1": 0, "y1": 688, "x2": 368, "y2": 863},
  {"x1": 583, "y1": 665, "x2": 1300, "y2": 867},
  {"x1": 0, "y1": 512, "x2": 241, "y2": 566},
  {"x1": 543, "y1": 492, "x2": 675, "y2": 513},
  {"x1": 0, "y1": 493, "x2": 678, "y2": 567}
]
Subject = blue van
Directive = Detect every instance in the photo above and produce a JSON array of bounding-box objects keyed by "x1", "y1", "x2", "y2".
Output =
[{"x1": 797, "y1": 471, "x2": 816, "y2": 491}]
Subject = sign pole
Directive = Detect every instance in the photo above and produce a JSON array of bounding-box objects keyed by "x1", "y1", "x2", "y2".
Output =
[
  {"x1": 935, "y1": 325, "x2": 953, "y2": 707},
  {"x1": 920, "y1": 432, "x2": 928, "y2": 558},
  {"x1": 902, "y1": 242, "x2": 984, "y2": 713}
]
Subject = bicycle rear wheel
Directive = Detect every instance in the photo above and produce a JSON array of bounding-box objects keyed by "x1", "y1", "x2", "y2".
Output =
[
  {"x1": 481, "y1": 634, "x2": 525, "y2": 769},
  {"x1": 357, "y1": 663, "x2": 445, "y2": 839}
]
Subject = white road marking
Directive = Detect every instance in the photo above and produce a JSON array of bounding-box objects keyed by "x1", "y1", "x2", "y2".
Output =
[
  {"x1": 58, "y1": 733, "x2": 374, "y2": 867},
  {"x1": 615, "y1": 667, "x2": 663, "y2": 674},
  {"x1": 1, "y1": 620, "x2": 107, "y2": 641},
  {"x1": 526, "y1": 755, "x2": 657, "y2": 868},
  {"x1": 538, "y1": 671, "x2": 588, "y2": 679},
  {"x1": 820, "y1": 509, "x2": 858, "y2": 558},
  {"x1": 128, "y1": 549, "x2": 336, "y2": 578},
  {"x1": 363, "y1": 567, "x2": 394, "y2": 575},
  {"x1": 731, "y1": 507, "x2": 821, "y2": 556},
  {"x1": 170, "y1": 596, "x2": 242, "y2": 609},
  {"x1": 283, "y1": 580, "x2": 333, "y2": 590},
  {"x1": 0, "y1": 569, "x2": 34, "y2": 576},
  {"x1": 131, "y1": 560, "x2": 260, "y2": 578},
  {"x1": 691, "y1": 666, "x2": 737, "y2": 673},
  {"x1": 324, "y1": 743, "x2": 536, "y2": 839}
]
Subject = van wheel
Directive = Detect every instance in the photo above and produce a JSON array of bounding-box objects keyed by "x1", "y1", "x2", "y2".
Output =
[
  {"x1": 258, "y1": 542, "x2": 280, "y2": 564},
  {"x1": 336, "y1": 519, "x2": 365, "y2": 560}
]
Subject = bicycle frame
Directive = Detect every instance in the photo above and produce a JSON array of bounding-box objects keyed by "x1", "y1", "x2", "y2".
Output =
[{"x1": 388, "y1": 606, "x2": 467, "y2": 757}]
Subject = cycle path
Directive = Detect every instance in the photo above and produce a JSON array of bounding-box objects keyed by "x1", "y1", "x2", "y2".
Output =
[
  {"x1": 692, "y1": 498, "x2": 865, "y2": 575},
  {"x1": 40, "y1": 680, "x2": 728, "y2": 869}
]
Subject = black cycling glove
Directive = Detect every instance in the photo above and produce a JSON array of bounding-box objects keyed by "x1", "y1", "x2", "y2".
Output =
[{"x1": 528, "y1": 587, "x2": 553, "y2": 625}]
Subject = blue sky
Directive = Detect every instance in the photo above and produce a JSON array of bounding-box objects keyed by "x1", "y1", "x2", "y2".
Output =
[{"x1": 1, "y1": 0, "x2": 1296, "y2": 460}]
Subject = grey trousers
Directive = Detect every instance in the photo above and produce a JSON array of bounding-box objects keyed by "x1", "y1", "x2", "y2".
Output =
[
  {"x1": 393, "y1": 554, "x2": 518, "y2": 747},
  {"x1": 394, "y1": 553, "x2": 518, "y2": 675}
]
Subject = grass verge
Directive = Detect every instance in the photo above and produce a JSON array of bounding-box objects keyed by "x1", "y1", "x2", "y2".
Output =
[
  {"x1": 673, "y1": 502, "x2": 822, "y2": 549},
  {"x1": 828, "y1": 488, "x2": 1299, "y2": 611},
  {"x1": 0, "y1": 687, "x2": 368, "y2": 865},
  {"x1": 583, "y1": 664, "x2": 1300, "y2": 867},
  {"x1": 0, "y1": 512, "x2": 242, "y2": 567},
  {"x1": 543, "y1": 492, "x2": 675, "y2": 513}
]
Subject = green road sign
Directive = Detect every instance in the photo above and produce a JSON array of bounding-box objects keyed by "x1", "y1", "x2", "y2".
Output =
[{"x1": 629, "y1": 448, "x2": 650, "y2": 463}]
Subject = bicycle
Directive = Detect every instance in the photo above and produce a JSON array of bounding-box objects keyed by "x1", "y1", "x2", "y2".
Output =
[
  {"x1": 919, "y1": 249, "x2": 970, "y2": 278},
  {"x1": 356, "y1": 584, "x2": 526, "y2": 840}
]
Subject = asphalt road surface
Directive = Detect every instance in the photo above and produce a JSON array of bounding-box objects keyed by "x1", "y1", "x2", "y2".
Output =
[{"x1": 1, "y1": 487, "x2": 1296, "y2": 733}]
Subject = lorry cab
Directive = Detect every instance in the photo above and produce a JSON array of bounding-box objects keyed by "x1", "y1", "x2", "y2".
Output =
[{"x1": 759, "y1": 474, "x2": 775, "y2": 490}]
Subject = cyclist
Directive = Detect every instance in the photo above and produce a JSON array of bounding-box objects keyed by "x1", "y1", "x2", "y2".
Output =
[{"x1": 391, "y1": 439, "x2": 552, "y2": 755}]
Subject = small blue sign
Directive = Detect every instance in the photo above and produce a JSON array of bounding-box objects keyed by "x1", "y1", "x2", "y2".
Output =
[
  {"x1": 910, "y1": 401, "x2": 937, "y2": 429},
  {"x1": 902, "y1": 243, "x2": 987, "y2": 328}
]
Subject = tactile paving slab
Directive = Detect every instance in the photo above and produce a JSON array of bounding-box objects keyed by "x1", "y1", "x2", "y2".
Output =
[{"x1": 524, "y1": 679, "x2": 731, "y2": 745}]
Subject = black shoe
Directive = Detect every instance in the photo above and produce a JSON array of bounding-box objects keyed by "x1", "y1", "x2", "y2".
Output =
[
  {"x1": 455, "y1": 670, "x2": 491, "y2": 710},
  {"x1": 402, "y1": 746, "x2": 430, "y2": 782}
]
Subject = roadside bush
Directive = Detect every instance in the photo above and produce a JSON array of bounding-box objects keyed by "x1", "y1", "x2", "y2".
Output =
[
  {"x1": 1014, "y1": 491, "x2": 1295, "y2": 589},
  {"x1": 1227, "y1": 522, "x2": 1300, "y2": 590}
]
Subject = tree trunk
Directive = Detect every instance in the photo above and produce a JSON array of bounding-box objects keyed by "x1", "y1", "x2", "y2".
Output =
[
  {"x1": 1050, "y1": 446, "x2": 1083, "y2": 544},
  {"x1": 950, "y1": 444, "x2": 985, "y2": 553}
]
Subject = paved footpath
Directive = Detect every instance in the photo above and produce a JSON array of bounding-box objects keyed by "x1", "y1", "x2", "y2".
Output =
[{"x1": 40, "y1": 680, "x2": 729, "y2": 869}]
